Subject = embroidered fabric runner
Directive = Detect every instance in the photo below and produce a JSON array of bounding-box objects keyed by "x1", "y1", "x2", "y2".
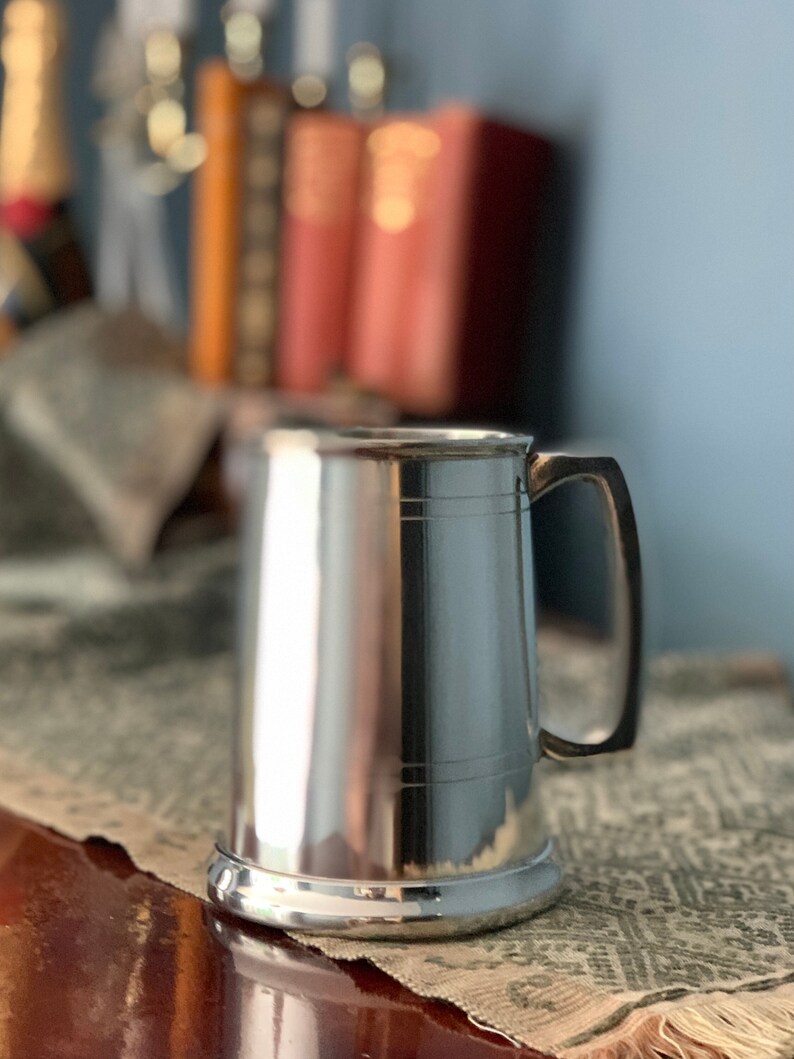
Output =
[{"x1": 0, "y1": 542, "x2": 792, "y2": 1059}]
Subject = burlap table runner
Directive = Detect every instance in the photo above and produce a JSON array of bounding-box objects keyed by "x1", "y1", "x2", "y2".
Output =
[{"x1": 0, "y1": 541, "x2": 792, "y2": 1059}]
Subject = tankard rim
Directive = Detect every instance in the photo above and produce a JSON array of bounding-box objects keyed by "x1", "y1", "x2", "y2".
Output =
[{"x1": 256, "y1": 426, "x2": 535, "y2": 460}]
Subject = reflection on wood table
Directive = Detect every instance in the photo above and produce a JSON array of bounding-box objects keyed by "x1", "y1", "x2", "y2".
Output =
[{"x1": 0, "y1": 808, "x2": 554, "y2": 1059}]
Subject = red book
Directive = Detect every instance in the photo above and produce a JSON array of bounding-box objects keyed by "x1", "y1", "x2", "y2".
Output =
[
  {"x1": 347, "y1": 105, "x2": 553, "y2": 417},
  {"x1": 276, "y1": 112, "x2": 366, "y2": 393}
]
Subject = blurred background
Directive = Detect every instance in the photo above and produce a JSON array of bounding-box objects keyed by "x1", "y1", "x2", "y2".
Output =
[{"x1": 0, "y1": 0, "x2": 792, "y2": 669}]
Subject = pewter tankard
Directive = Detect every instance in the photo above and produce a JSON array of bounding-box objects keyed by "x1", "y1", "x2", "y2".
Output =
[{"x1": 208, "y1": 428, "x2": 642, "y2": 937}]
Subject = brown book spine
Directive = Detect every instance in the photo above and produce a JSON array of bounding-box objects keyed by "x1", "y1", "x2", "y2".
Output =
[
  {"x1": 189, "y1": 61, "x2": 244, "y2": 386},
  {"x1": 233, "y1": 92, "x2": 288, "y2": 387},
  {"x1": 347, "y1": 106, "x2": 553, "y2": 417},
  {"x1": 276, "y1": 113, "x2": 365, "y2": 393}
]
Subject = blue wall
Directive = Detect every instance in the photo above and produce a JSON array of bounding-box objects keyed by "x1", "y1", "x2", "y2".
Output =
[
  {"x1": 12, "y1": 1, "x2": 794, "y2": 665},
  {"x1": 336, "y1": 0, "x2": 794, "y2": 666}
]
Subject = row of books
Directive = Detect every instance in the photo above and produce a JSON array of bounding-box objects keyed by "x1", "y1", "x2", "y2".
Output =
[{"x1": 189, "y1": 62, "x2": 553, "y2": 418}]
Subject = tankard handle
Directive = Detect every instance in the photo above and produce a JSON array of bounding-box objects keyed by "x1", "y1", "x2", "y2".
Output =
[{"x1": 528, "y1": 452, "x2": 642, "y2": 760}]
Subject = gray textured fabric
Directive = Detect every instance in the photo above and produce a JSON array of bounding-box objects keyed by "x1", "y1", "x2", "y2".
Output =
[
  {"x1": 0, "y1": 303, "x2": 224, "y2": 564},
  {"x1": 0, "y1": 543, "x2": 792, "y2": 1058}
]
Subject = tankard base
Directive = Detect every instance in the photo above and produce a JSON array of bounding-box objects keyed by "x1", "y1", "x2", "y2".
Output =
[{"x1": 207, "y1": 841, "x2": 563, "y2": 939}]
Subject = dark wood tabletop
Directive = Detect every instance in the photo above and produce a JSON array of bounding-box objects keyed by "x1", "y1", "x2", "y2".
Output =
[{"x1": 0, "y1": 808, "x2": 552, "y2": 1058}]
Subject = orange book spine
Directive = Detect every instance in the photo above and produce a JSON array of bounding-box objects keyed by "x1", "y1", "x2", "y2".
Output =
[
  {"x1": 276, "y1": 113, "x2": 365, "y2": 393},
  {"x1": 189, "y1": 61, "x2": 245, "y2": 386}
]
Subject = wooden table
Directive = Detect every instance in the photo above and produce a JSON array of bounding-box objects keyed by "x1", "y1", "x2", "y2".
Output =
[{"x1": 0, "y1": 809, "x2": 552, "y2": 1058}]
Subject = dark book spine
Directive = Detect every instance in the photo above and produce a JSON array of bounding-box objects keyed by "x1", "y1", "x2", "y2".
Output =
[
  {"x1": 455, "y1": 118, "x2": 553, "y2": 418},
  {"x1": 232, "y1": 91, "x2": 288, "y2": 388}
]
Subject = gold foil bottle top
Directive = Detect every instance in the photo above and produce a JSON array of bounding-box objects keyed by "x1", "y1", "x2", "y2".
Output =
[{"x1": 0, "y1": 0, "x2": 73, "y2": 203}]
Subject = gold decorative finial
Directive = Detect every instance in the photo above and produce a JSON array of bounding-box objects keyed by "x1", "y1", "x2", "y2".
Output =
[
  {"x1": 291, "y1": 72, "x2": 327, "y2": 109},
  {"x1": 346, "y1": 42, "x2": 385, "y2": 119},
  {"x1": 223, "y1": 5, "x2": 264, "y2": 81}
]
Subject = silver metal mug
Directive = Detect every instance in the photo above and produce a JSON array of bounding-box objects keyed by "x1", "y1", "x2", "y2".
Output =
[{"x1": 208, "y1": 428, "x2": 642, "y2": 937}]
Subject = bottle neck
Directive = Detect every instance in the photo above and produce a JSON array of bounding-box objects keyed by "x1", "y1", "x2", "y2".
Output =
[{"x1": 0, "y1": 0, "x2": 73, "y2": 206}]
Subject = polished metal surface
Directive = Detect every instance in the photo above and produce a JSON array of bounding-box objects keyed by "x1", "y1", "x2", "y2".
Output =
[
  {"x1": 209, "y1": 427, "x2": 642, "y2": 936},
  {"x1": 208, "y1": 841, "x2": 563, "y2": 938},
  {"x1": 529, "y1": 452, "x2": 643, "y2": 759}
]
